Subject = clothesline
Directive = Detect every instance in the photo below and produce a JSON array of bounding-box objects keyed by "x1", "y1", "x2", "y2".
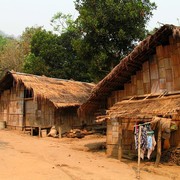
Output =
[{"x1": 134, "y1": 122, "x2": 151, "y2": 127}]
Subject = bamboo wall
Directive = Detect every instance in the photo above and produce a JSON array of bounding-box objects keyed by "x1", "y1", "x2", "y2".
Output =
[
  {"x1": 24, "y1": 99, "x2": 55, "y2": 127},
  {"x1": 107, "y1": 117, "x2": 180, "y2": 159},
  {"x1": 55, "y1": 107, "x2": 80, "y2": 134},
  {"x1": 108, "y1": 36, "x2": 180, "y2": 108},
  {"x1": 0, "y1": 83, "x2": 82, "y2": 132},
  {"x1": 0, "y1": 86, "x2": 24, "y2": 130},
  {"x1": 106, "y1": 35, "x2": 180, "y2": 159}
]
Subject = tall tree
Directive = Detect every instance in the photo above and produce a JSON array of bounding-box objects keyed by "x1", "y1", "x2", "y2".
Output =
[
  {"x1": 74, "y1": 0, "x2": 156, "y2": 82},
  {"x1": 0, "y1": 39, "x2": 24, "y2": 77}
]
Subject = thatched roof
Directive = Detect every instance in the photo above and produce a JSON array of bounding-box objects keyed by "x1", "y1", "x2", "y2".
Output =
[
  {"x1": 107, "y1": 95, "x2": 180, "y2": 119},
  {"x1": 79, "y1": 24, "x2": 180, "y2": 114},
  {"x1": 0, "y1": 71, "x2": 95, "y2": 108}
]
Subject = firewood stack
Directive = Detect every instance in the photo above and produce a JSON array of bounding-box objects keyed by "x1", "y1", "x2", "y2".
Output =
[{"x1": 161, "y1": 145, "x2": 180, "y2": 165}]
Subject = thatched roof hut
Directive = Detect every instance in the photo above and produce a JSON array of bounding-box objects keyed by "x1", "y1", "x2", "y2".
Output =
[
  {"x1": 79, "y1": 24, "x2": 180, "y2": 115},
  {"x1": 77, "y1": 24, "x2": 180, "y2": 162},
  {"x1": 0, "y1": 71, "x2": 95, "y2": 108}
]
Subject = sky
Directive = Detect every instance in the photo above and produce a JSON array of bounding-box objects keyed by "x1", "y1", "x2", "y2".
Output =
[{"x1": 0, "y1": 0, "x2": 179, "y2": 37}]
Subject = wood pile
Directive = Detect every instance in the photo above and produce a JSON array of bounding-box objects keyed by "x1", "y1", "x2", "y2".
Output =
[
  {"x1": 62, "y1": 129, "x2": 93, "y2": 138},
  {"x1": 63, "y1": 124, "x2": 106, "y2": 138},
  {"x1": 161, "y1": 146, "x2": 180, "y2": 165}
]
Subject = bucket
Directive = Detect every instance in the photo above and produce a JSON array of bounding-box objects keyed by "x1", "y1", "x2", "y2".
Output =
[
  {"x1": 0, "y1": 121, "x2": 6, "y2": 129},
  {"x1": 41, "y1": 129, "x2": 47, "y2": 137}
]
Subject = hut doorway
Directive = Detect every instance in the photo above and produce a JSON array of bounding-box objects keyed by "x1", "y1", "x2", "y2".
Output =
[{"x1": 24, "y1": 89, "x2": 36, "y2": 127}]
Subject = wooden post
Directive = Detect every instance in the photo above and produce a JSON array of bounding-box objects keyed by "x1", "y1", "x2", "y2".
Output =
[
  {"x1": 39, "y1": 126, "x2": 41, "y2": 137},
  {"x1": 137, "y1": 126, "x2": 142, "y2": 179},
  {"x1": 31, "y1": 127, "x2": 33, "y2": 136},
  {"x1": 59, "y1": 126, "x2": 62, "y2": 138},
  {"x1": 155, "y1": 121, "x2": 162, "y2": 167},
  {"x1": 118, "y1": 120, "x2": 122, "y2": 161}
]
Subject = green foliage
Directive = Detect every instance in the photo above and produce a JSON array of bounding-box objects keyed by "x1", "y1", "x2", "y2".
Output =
[
  {"x1": 23, "y1": 53, "x2": 49, "y2": 75},
  {"x1": 0, "y1": 35, "x2": 7, "y2": 50},
  {"x1": 0, "y1": 39, "x2": 24, "y2": 78},
  {"x1": 74, "y1": 0, "x2": 157, "y2": 81},
  {"x1": 50, "y1": 12, "x2": 77, "y2": 34}
]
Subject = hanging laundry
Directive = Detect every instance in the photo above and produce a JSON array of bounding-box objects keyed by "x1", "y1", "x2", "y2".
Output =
[
  {"x1": 135, "y1": 126, "x2": 148, "y2": 149},
  {"x1": 134, "y1": 122, "x2": 156, "y2": 160},
  {"x1": 147, "y1": 133, "x2": 156, "y2": 159}
]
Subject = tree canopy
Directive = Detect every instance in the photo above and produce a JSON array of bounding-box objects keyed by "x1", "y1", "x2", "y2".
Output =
[{"x1": 74, "y1": 0, "x2": 156, "y2": 81}]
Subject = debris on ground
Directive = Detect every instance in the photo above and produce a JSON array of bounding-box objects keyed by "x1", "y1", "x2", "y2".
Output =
[
  {"x1": 47, "y1": 126, "x2": 58, "y2": 138},
  {"x1": 161, "y1": 145, "x2": 180, "y2": 166},
  {"x1": 62, "y1": 123, "x2": 106, "y2": 139},
  {"x1": 62, "y1": 129, "x2": 94, "y2": 138}
]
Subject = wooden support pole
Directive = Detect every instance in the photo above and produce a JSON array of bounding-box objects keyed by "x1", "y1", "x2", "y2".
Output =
[
  {"x1": 31, "y1": 127, "x2": 33, "y2": 136},
  {"x1": 39, "y1": 126, "x2": 41, "y2": 137},
  {"x1": 59, "y1": 126, "x2": 62, "y2": 138},
  {"x1": 155, "y1": 121, "x2": 162, "y2": 167},
  {"x1": 118, "y1": 120, "x2": 122, "y2": 161},
  {"x1": 137, "y1": 126, "x2": 142, "y2": 179}
]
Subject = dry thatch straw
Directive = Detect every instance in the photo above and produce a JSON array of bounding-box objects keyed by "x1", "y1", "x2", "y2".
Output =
[
  {"x1": 0, "y1": 71, "x2": 95, "y2": 108},
  {"x1": 107, "y1": 95, "x2": 180, "y2": 118}
]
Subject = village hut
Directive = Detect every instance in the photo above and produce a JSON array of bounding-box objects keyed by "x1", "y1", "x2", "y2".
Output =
[
  {"x1": 0, "y1": 71, "x2": 94, "y2": 135},
  {"x1": 79, "y1": 24, "x2": 180, "y2": 162}
]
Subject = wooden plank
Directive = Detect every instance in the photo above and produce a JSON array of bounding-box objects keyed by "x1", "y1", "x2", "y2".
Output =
[
  {"x1": 163, "y1": 46, "x2": 170, "y2": 58},
  {"x1": 173, "y1": 77, "x2": 180, "y2": 90},
  {"x1": 172, "y1": 65, "x2": 180, "y2": 78},
  {"x1": 143, "y1": 83, "x2": 151, "y2": 94},
  {"x1": 164, "y1": 58, "x2": 171, "y2": 69},
  {"x1": 142, "y1": 61, "x2": 149, "y2": 71},
  {"x1": 159, "y1": 79, "x2": 166, "y2": 90},
  {"x1": 151, "y1": 80, "x2": 160, "y2": 94},
  {"x1": 150, "y1": 63, "x2": 159, "y2": 80},
  {"x1": 158, "y1": 58, "x2": 165, "y2": 68},
  {"x1": 131, "y1": 75, "x2": 137, "y2": 85},
  {"x1": 171, "y1": 55, "x2": 179, "y2": 66},
  {"x1": 166, "y1": 82, "x2": 173, "y2": 92},
  {"x1": 166, "y1": 69, "x2": 173, "y2": 82}
]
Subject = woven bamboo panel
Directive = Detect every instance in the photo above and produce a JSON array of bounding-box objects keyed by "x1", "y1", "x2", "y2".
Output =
[
  {"x1": 131, "y1": 75, "x2": 137, "y2": 85},
  {"x1": 165, "y1": 69, "x2": 173, "y2": 82},
  {"x1": 164, "y1": 58, "x2": 171, "y2": 69},
  {"x1": 173, "y1": 77, "x2": 180, "y2": 90},
  {"x1": 156, "y1": 45, "x2": 164, "y2": 59},
  {"x1": 143, "y1": 71, "x2": 150, "y2": 83},
  {"x1": 163, "y1": 46, "x2": 171, "y2": 58},
  {"x1": 159, "y1": 68, "x2": 166, "y2": 78},
  {"x1": 158, "y1": 58, "x2": 165, "y2": 68},
  {"x1": 142, "y1": 61, "x2": 149, "y2": 71},
  {"x1": 151, "y1": 79, "x2": 160, "y2": 94},
  {"x1": 166, "y1": 82, "x2": 173, "y2": 91},
  {"x1": 143, "y1": 83, "x2": 151, "y2": 94},
  {"x1": 159, "y1": 78, "x2": 166, "y2": 90}
]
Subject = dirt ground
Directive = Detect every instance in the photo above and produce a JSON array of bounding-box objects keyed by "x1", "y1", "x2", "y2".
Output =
[{"x1": 0, "y1": 129, "x2": 179, "y2": 180}]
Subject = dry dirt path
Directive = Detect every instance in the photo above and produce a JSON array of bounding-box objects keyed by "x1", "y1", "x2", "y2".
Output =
[{"x1": 0, "y1": 129, "x2": 179, "y2": 180}]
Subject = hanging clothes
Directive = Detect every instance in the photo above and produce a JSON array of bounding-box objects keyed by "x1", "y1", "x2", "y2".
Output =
[
  {"x1": 146, "y1": 133, "x2": 156, "y2": 159},
  {"x1": 134, "y1": 122, "x2": 156, "y2": 160},
  {"x1": 135, "y1": 125, "x2": 148, "y2": 159}
]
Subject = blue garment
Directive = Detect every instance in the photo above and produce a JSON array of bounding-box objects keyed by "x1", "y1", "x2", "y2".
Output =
[{"x1": 147, "y1": 135, "x2": 153, "y2": 149}]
